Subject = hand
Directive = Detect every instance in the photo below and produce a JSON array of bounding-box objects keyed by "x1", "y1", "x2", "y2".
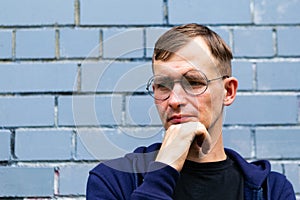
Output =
[{"x1": 155, "y1": 122, "x2": 211, "y2": 172}]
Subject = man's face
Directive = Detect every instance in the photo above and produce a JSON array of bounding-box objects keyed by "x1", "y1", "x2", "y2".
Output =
[{"x1": 153, "y1": 37, "x2": 226, "y2": 131}]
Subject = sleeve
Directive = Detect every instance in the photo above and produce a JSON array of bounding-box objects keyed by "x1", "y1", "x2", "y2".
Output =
[
  {"x1": 87, "y1": 162, "x2": 180, "y2": 200},
  {"x1": 86, "y1": 172, "x2": 115, "y2": 200},
  {"x1": 86, "y1": 163, "x2": 134, "y2": 200},
  {"x1": 277, "y1": 179, "x2": 296, "y2": 200},
  {"x1": 86, "y1": 170, "x2": 120, "y2": 200},
  {"x1": 131, "y1": 162, "x2": 180, "y2": 200},
  {"x1": 268, "y1": 172, "x2": 296, "y2": 200}
]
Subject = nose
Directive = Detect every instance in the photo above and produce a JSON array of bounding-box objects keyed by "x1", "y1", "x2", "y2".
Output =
[{"x1": 167, "y1": 82, "x2": 187, "y2": 109}]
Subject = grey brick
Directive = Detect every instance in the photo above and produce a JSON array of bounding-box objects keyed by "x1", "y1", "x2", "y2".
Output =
[
  {"x1": 254, "y1": 0, "x2": 300, "y2": 24},
  {"x1": 223, "y1": 128, "x2": 252, "y2": 158},
  {"x1": 15, "y1": 130, "x2": 72, "y2": 160},
  {"x1": 284, "y1": 164, "x2": 300, "y2": 193},
  {"x1": 256, "y1": 128, "x2": 300, "y2": 159},
  {"x1": 146, "y1": 27, "x2": 168, "y2": 58},
  {"x1": 0, "y1": 96, "x2": 54, "y2": 127},
  {"x1": 232, "y1": 61, "x2": 253, "y2": 91},
  {"x1": 103, "y1": 28, "x2": 144, "y2": 58},
  {"x1": 16, "y1": 29, "x2": 55, "y2": 58},
  {"x1": 60, "y1": 28, "x2": 99, "y2": 58},
  {"x1": 257, "y1": 62, "x2": 300, "y2": 90},
  {"x1": 0, "y1": 63, "x2": 78, "y2": 93},
  {"x1": 277, "y1": 27, "x2": 300, "y2": 56},
  {"x1": 125, "y1": 96, "x2": 161, "y2": 126},
  {"x1": 0, "y1": 31, "x2": 12, "y2": 58},
  {"x1": 76, "y1": 131, "x2": 95, "y2": 160},
  {"x1": 59, "y1": 164, "x2": 94, "y2": 195},
  {"x1": 58, "y1": 95, "x2": 123, "y2": 126},
  {"x1": 0, "y1": 130, "x2": 10, "y2": 161},
  {"x1": 225, "y1": 95, "x2": 298, "y2": 125},
  {"x1": 169, "y1": 0, "x2": 251, "y2": 24},
  {"x1": 76, "y1": 128, "x2": 163, "y2": 160},
  {"x1": 80, "y1": 0, "x2": 163, "y2": 25},
  {"x1": 81, "y1": 61, "x2": 152, "y2": 92},
  {"x1": 0, "y1": 167, "x2": 53, "y2": 197},
  {"x1": 0, "y1": 0, "x2": 73, "y2": 25},
  {"x1": 233, "y1": 28, "x2": 274, "y2": 57},
  {"x1": 269, "y1": 162, "x2": 283, "y2": 173},
  {"x1": 210, "y1": 27, "x2": 231, "y2": 49},
  {"x1": 75, "y1": 128, "x2": 128, "y2": 160}
]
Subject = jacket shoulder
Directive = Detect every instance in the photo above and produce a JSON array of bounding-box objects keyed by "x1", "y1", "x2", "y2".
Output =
[{"x1": 267, "y1": 171, "x2": 296, "y2": 200}]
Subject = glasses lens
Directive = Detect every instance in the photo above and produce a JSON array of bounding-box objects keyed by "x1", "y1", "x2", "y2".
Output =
[
  {"x1": 146, "y1": 70, "x2": 208, "y2": 100},
  {"x1": 147, "y1": 76, "x2": 172, "y2": 100},
  {"x1": 182, "y1": 70, "x2": 208, "y2": 95}
]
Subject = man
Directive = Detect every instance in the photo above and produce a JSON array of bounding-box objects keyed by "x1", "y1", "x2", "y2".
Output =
[{"x1": 87, "y1": 23, "x2": 295, "y2": 199}]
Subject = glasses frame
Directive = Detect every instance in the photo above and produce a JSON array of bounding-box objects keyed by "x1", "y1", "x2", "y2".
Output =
[{"x1": 146, "y1": 69, "x2": 229, "y2": 101}]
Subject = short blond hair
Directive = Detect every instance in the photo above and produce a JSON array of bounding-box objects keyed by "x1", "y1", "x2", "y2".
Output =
[{"x1": 153, "y1": 23, "x2": 233, "y2": 76}]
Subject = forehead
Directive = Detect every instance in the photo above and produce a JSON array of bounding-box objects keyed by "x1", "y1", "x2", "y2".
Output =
[{"x1": 153, "y1": 37, "x2": 220, "y2": 77}]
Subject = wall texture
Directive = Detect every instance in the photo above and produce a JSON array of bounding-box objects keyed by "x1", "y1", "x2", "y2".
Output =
[{"x1": 0, "y1": 0, "x2": 299, "y2": 199}]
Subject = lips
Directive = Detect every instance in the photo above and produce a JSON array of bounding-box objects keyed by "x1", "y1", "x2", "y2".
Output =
[{"x1": 167, "y1": 114, "x2": 194, "y2": 124}]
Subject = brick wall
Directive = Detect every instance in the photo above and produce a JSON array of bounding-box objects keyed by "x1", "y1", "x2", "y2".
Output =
[{"x1": 0, "y1": 0, "x2": 299, "y2": 199}]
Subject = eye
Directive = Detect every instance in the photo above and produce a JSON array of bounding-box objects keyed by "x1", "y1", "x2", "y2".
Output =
[
  {"x1": 188, "y1": 80, "x2": 206, "y2": 86},
  {"x1": 183, "y1": 71, "x2": 207, "y2": 88},
  {"x1": 184, "y1": 77, "x2": 206, "y2": 88},
  {"x1": 153, "y1": 77, "x2": 172, "y2": 90}
]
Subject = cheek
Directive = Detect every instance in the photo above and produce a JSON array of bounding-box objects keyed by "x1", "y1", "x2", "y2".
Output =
[
  {"x1": 155, "y1": 101, "x2": 167, "y2": 119},
  {"x1": 192, "y1": 94, "x2": 212, "y2": 113},
  {"x1": 191, "y1": 94, "x2": 213, "y2": 126}
]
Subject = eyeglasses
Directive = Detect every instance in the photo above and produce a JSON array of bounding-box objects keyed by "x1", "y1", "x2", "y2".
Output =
[{"x1": 146, "y1": 69, "x2": 229, "y2": 101}]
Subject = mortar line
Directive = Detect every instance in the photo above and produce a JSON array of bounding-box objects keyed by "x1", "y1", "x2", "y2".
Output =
[
  {"x1": 12, "y1": 29, "x2": 16, "y2": 60},
  {"x1": 74, "y1": 0, "x2": 80, "y2": 26}
]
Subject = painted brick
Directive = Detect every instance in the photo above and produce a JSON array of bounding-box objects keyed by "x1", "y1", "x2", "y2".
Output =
[
  {"x1": 169, "y1": 0, "x2": 251, "y2": 24},
  {"x1": 0, "y1": 31, "x2": 12, "y2": 58},
  {"x1": 0, "y1": 130, "x2": 10, "y2": 161},
  {"x1": 232, "y1": 61, "x2": 253, "y2": 91},
  {"x1": 254, "y1": 0, "x2": 300, "y2": 24},
  {"x1": 0, "y1": 167, "x2": 53, "y2": 197},
  {"x1": 60, "y1": 28, "x2": 99, "y2": 58},
  {"x1": 15, "y1": 130, "x2": 72, "y2": 160},
  {"x1": 223, "y1": 128, "x2": 252, "y2": 158},
  {"x1": 76, "y1": 128, "x2": 163, "y2": 160},
  {"x1": 0, "y1": 0, "x2": 73, "y2": 25},
  {"x1": 58, "y1": 95, "x2": 122, "y2": 126},
  {"x1": 80, "y1": 0, "x2": 163, "y2": 25},
  {"x1": 269, "y1": 162, "x2": 283, "y2": 173},
  {"x1": 125, "y1": 95, "x2": 162, "y2": 126},
  {"x1": 59, "y1": 164, "x2": 94, "y2": 195},
  {"x1": 81, "y1": 61, "x2": 152, "y2": 92},
  {"x1": 76, "y1": 130, "x2": 95, "y2": 160},
  {"x1": 16, "y1": 29, "x2": 55, "y2": 58},
  {"x1": 210, "y1": 27, "x2": 231, "y2": 49},
  {"x1": 103, "y1": 28, "x2": 144, "y2": 58},
  {"x1": 256, "y1": 128, "x2": 300, "y2": 159},
  {"x1": 225, "y1": 95, "x2": 298, "y2": 125},
  {"x1": 75, "y1": 128, "x2": 128, "y2": 160},
  {"x1": 145, "y1": 27, "x2": 168, "y2": 58},
  {"x1": 278, "y1": 27, "x2": 300, "y2": 56},
  {"x1": 233, "y1": 28, "x2": 274, "y2": 57},
  {"x1": 284, "y1": 164, "x2": 300, "y2": 193},
  {"x1": 257, "y1": 62, "x2": 300, "y2": 90},
  {"x1": 0, "y1": 96, "x2": 54, "y2": 127},
  {"x1": 0, "y1": 63, "x2": 77, "y2": 93}
]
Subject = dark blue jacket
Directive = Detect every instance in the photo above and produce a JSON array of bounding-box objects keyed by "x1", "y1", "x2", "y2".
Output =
[{"x1": 87, "y1": 143, "x2": 295, "y2": 200}]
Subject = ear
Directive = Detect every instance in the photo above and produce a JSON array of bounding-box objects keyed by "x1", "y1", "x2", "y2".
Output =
[{"x1": 223, "y1": 77, "x2": 238, "y2": 106}]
